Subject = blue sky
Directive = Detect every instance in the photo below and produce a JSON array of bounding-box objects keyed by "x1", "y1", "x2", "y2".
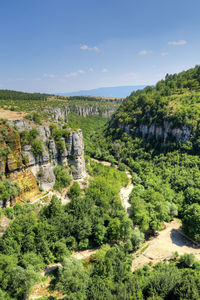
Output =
[{"x1": 0, "y1": 0, "x2": 200, "y2": 93}]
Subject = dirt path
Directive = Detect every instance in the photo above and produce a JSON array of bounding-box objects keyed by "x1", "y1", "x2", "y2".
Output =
[
  {"x1": 90, "y1": 158, "x2": 112, "y2": 167},
  {"x1": 120, "y1": 171, "x2": 133, "y2": 215},
  {"x1": 72, "y1": 248, "x2": 98, "y2": 260},
  {"x1": 132, "y1": 219, "x2": 200, "y2": 271}
]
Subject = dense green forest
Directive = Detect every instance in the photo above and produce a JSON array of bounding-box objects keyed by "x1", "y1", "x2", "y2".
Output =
[
  {"x1": 0, "y1": 90, "x2": 52, "y2": 101},
  {"x1": 114, "y1": 65, "x2": 200, "y2": 130},
  {"x1": 1, "y1": 66, "x2": 200, "y2": 299},
  {"x1": 87, "y1": 66, "x2": 200, "y2": 242}
]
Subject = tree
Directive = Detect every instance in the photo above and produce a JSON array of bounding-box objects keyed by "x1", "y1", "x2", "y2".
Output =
[
  {"x1": 182, "y1": 203, "x2": 200, "y2": 242},
  {"x1": 55, "y1": 258, "x2": 89, "y2": 299},
  {"x1": 67, "y1": 182, "x2": 81, "y2": 199},
  {"x1": 131, "y1": 228, "x2": 144, "y2": 250}
]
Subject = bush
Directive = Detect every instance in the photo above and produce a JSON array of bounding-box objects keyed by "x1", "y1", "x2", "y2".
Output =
[
  {"x1": 182, "y1": 203, "x2": 200, "y2": 242},
  {"x1": 31, "y1": 140, "x2": 43, "y2": 157},
  {"x1": 118, "y1": 162, "x2": 126, "y2": 171},
  {"x1": 32, "y1": 112, "x2": 42, "y2": 124},
  {"x1": 53, "y1": 165, "x2": 72, "y2": 192},
  {"x1": 132, "y1": 228, "x2": 144, "y2": 250},
  {"x1": 67, "y1": 182, "x2": 81, "y2": 199}
]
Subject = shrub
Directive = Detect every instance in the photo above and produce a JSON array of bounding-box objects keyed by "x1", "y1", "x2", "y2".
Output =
[
  {"x1": 118, "y1": 162, "x2": 126, "y2": 171},
  {"x1": 67, "y1": 182, "x2": 81, "y2": 199},
  {"x1": 132, "y1": 228, "x2": 145, "y2": 250},
  {"x1": 31, "y1": 140, "x2": 43, "y2": 157},
  {"x1": 32, "y1": 112, "x2": 42, "y2": 124},
  {"x1": 53, "y1": 165, "x2": 72, "y2": 192}
]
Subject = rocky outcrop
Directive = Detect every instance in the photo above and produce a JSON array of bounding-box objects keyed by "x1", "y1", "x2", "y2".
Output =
[
  {"x1": 68, "y1": 130, "x2": 86, "y2": 179},
  {"x1": 69, "y1": 105, "x2": 116, "y2": 118},
  {"x1": 43, "y1": 105, "x2": 117, "y2": 121},
  {"x1": 118, "y1": 121, "x2": 192, "y2": 144},
  {"x1": 1, "y1": 119, "x2": 86, "y2": 205},
  {"x1": 51, "y1": 107, "x2": 68, "y2": 122}
]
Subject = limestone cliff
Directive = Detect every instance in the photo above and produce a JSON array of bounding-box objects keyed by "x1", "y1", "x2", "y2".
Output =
[
  {"x1": 43, "y1": 105, "x2": 117, "y2": 122},
  {"x1": 0, "y1": 119, "x2": 86, "y2": 207},
  {"x1": 117, "y1": 120, "x2": 191, "y2": 144}
]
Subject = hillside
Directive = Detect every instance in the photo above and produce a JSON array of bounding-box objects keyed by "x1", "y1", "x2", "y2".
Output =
[
  {"x1": 90, "y1": 66, "x2": 200, "y2": 243},
  {"x1": 1, "y1": 67, "x2": 200, "y2": 299},
  {"x1": 111, "y1": 65, "x2": 200, "y2": 151},
  {"x1": 0, "y1": 92, "x2": 120, "y2": 119}
]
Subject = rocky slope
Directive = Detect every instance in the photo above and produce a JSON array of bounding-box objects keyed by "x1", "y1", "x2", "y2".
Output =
[{"x1": 0, "y1": 119, "x2": 86, "y2": 207}]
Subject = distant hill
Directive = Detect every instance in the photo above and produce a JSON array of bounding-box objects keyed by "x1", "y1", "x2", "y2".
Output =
[
  {"x1": 0, "y1": 89, "x2": 52, "y2": 101},
  {"x1": 58, "y1": 85, "x2": 146, "y2": 98}
]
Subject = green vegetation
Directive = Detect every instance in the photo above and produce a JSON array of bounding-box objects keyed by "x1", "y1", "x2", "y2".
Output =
[
  {"x1": 67, "y1": 113, "x2": 108, "y2": 154},
  {"x1": 20, "y1": 129, "x2": 44, "y2": 157},
  {"x1": 0, "y1": 180, "x2": 20, "y2": 206},
  {"x1": 1, "y1": 66, "x2": 200, "y2": 298},
  {"x1": 48, "y1": 247, "x2": 200, "y2": 299},
  {"x1": 49, "y1": 124, "x2": 70, "y2": 153},
  {"x1": 182, "y1": 204, "x2": 200, "y2": 242},
  {"x1": 114, "y1": 65, "x2": 200, "y2": 133},
  {"x1": 53, "y1": 165, "x2": 72, "y2": 192},
  {"x1": 89, "y1": 66, "x2": 200, "y2": 241},
  {"x1": 0, "y1": 162, "x2": 133, "y2": 298},
  {"x1": 67, "y1": 182, "x2": 81, "y2": 199},
  {"x1": 0, "y1": 89, "x2": 52, "y2": 100}
]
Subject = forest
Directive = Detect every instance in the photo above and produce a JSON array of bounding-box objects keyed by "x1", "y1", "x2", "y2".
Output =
[{"x1": 0, "y1": 66, "x2": 200, "y2": 299}]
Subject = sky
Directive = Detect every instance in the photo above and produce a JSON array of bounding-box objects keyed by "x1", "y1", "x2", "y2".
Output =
[{"x1": 0, "y1": 0, "x2": 200, "y2": 93}]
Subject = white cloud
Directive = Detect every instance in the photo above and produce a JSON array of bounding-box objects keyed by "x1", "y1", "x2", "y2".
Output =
[
  {"x1": 65, "y1": 70, "x2": 85, "y2": 78},
  {"x1": 89, "y1": 67, "x2": 94, "y2": 72},
  {"x1": 102, "y1": 68, "x2": 108, "y2": 73},
  {"x1": 139, "y1": 50, "x2": 148, "y2": 55},
  {"x1": 161, "y1": 52, "x2": 168, "y2": 56},
  {"x1": 80, "y1": 44, "x2": 99, "y2": 52},
  {"x1": 168, "y1": 40, "x2": 187, "y2": 46},
  {"x1": 43, "y1": 73, "x2": 56, "y2": 78}
]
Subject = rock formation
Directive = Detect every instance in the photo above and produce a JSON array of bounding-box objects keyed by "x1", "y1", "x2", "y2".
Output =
[
  {"x1": 1, "y1": 119, "x2": 86, "y2": 207},
  {"x1": 117, "y1": 120, "x2": 191, "y2": 144}
]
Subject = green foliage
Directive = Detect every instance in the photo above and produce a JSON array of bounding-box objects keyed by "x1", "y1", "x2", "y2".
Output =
[
  {"x1": 20, "y1": 129, "x2": 39, "y2": 145},
  {"x1": 131, "y1": 228, "x2": 145, "y2": 250},
  {"x1": 32, "y1": 112, "x2": 42, "y2": 124},
  {"x1": 182, "y1": 204, "x2": 200, "y2": 241},
  {"x1": 31, "y1": 139, "x2": 43, "y2": 157},
  {"x1": 0, "y1": 180, "x2": 20, "y2": 207},
  {"x1": 20, "y1": 252, "x2": 44, "y2": 272},
  {"x1": 67, "y1": 182, "x2": 81, "y2": 199},
  {"x1": 55, "y1": 258, "x2": 90, "y2": 299},
  {"x1": 53, "y1": 165, "x2": 72, "y2": 192},
  {"x1": 0, "y1": 89, "x2": 51, "y2": 100}
]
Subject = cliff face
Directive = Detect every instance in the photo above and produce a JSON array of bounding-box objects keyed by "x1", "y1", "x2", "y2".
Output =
[
  {"x1": 68, "y1": 105, "x2": 116, "y2": 118},
  {"x1": 117, "y1": 120, "x2": 192, "y2": 144},
  {"x1": 43, "y1": 105, "x2": 117, "y2": 121},
  {"x1": 0, "y1": 119, "x2": 86, "y2": 207}
]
